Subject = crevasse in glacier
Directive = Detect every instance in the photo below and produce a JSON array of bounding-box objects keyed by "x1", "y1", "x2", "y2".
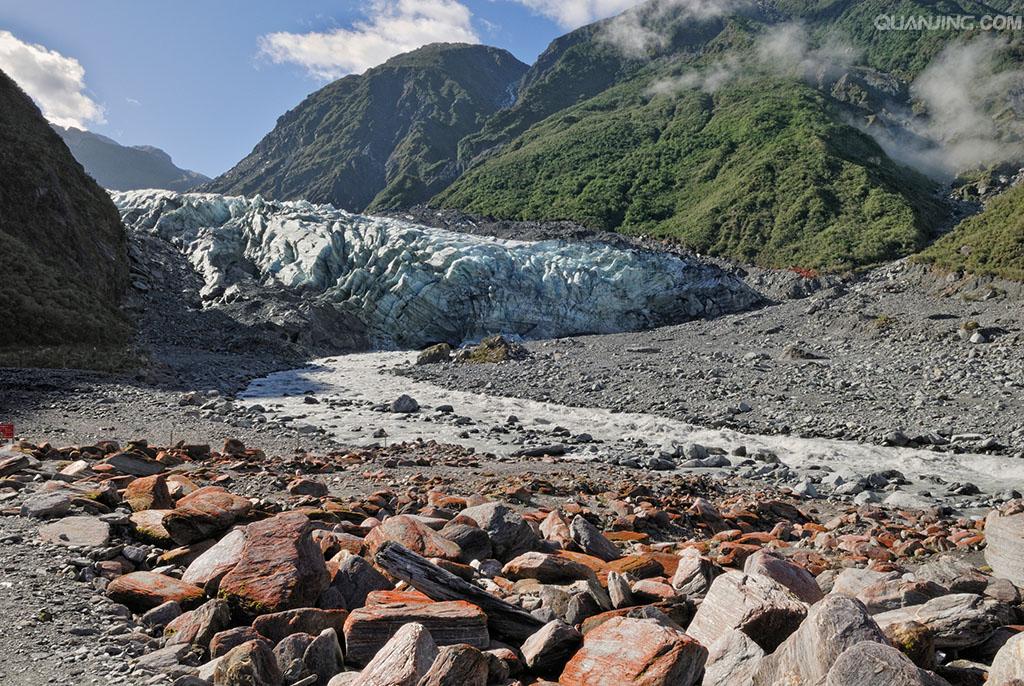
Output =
[{"x1": 114, "y1": 190, "x2": 758, "y2": 348}]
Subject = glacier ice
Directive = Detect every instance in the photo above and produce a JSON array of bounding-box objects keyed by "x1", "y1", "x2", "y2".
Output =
[{"x1": 114, "y1": 190, "x2": 759, "y2": 348}]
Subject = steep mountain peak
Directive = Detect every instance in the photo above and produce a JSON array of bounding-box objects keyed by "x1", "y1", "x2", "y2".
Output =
[{"x1": 202, "y1": 42, "x2": 528, "y2": 212}]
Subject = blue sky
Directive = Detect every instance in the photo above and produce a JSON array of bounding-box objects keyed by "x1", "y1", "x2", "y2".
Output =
[{"x1": 0, "y1": 1, "x2": 641, "y2": 177}]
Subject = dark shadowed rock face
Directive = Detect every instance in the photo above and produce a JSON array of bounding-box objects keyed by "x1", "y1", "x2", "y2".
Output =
[
  {"x1": 0, "y1": 68, "x2": 128, "y2": 348},
  {"x1": 202, "y1": 43, "x2": 528, "y2": 212}
]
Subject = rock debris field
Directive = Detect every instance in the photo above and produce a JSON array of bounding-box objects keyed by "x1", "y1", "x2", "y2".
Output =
[{"x1": 2, "y1": 432, "x2": 1024, "y2": 686}]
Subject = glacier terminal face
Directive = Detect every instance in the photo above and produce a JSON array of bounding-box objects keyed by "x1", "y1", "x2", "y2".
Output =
[{"x1": 114, "y1": 190, "x2": 759, "y2": 348}]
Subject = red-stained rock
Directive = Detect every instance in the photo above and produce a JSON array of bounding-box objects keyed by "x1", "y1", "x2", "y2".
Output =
[
  {"x1": 364, "y1": 515, "x2": 462, "y2": 561},
  {"x1": 124, "y1": 474, "x2": 173, "y2": 512},
  {"x1": 559, "y1": 616, "x2": 707, "y2": 686},
  {"x1": 743, "y1": 550, "x2": 824, "y2": 604},
  {"x1": 163, "y1": 486, "x2": 253, "y2": 545},
  {"x1": 287, "y1": 477, "x2": 328, "y2": 498},
  {"x1": 210, "y1": 626, "x2": 261, "y2": 658},
  {"x1": 129, "y1": 509, "x2": 176, "y2": 545},
  {"x1": 686, "y1": 572, "x2": 806, "y2": 653},
  {"x1": 343, "y1": 600, "x2": 488, "y2": 666},
  {"x1": 251, "y1": 607, "x2": 348, "y2": 643},
  {"x1": 501, "y1": 552, "x2": 593, "y2": 584},
  {"x1": 106, "y1": 571, "x2": 204, "y2": 612},
  {"x1": 540, "y1": 510, "x2": 574, "y2": 549},
  {"x1": 218, "y1": 512, "x2": 330, "y2": 617},
  {"x1": 164, "y1": 599, "x2": 231, "y2": 652}
]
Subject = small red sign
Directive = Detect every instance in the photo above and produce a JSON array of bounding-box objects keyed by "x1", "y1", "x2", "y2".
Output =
[{"x1": 0, "y1": 424, "x2": 14, "y2": 440}]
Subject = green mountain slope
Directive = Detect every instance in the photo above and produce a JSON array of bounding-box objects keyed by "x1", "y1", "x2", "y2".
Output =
[
  {"x1": 203, "y1": 43, "x2": 527, "y2": 211},
  {"x1": 55, "y1": 125, "x2": 209, "y2": 192},
  {"x1": 439, "y1": 70, "x2": 942, "y2": 270},
  {"x1": 916, "y1": 184, "x2": 1024, "y2": 281},
  {"x1": 0, "y1": 69, "x2": 129, "y2": 349}
]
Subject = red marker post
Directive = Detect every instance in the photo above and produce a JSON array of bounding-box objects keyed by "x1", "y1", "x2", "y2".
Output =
[{"x1": 0, "y1": 424, "x2": 14, "y2": 441}]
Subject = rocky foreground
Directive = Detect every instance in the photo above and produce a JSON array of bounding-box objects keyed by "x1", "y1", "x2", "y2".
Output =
[{"x1": 2, "y1": 437, "x2": 1024, "y2": 686}]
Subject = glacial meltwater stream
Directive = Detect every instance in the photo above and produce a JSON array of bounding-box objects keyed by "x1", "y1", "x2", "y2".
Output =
[{"x1": 239, "y1": 352, "x2": 1024, "y2": 499}]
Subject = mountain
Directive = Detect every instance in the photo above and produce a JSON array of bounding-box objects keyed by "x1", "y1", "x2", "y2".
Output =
[
  {"x1": 208, "y1": 0, "x2": 1024, "y2": 274},
  {"x1": 917, "y1": 181, "x2": 1024, "y2": 281},
  {"x1": 54, "y1": 125, "x2": 209, "y2": 192},
  {"x1": 203, "y1": 43, "x2": 528, "y2": 212},
  {"x1": 0, "y1": 69, "x2": 129, "y2": 349}
]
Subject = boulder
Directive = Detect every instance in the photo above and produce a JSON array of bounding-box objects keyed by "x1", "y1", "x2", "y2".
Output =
[
  {"x1": 287, "y1": 478, "x2": 329, "y2": 498},
  {"x1": 883, "y1": 620, "x2": 936, "y2": 670},
  {"x1": 687, "y1": 572, "x2": 806, "y2": 653},
  {"x1": 671, "y1": 548, "x2": 722, "y2": 596},
  {"x1": 743, "y1": 550, "x2": 823, "y2": 604},
  {"x1": 416, "y1": 644, "x2": 489, "y2": 686},
  {"x1": 569, "y1": 515, "x2": 620, "y2": 562},
  {"x1": 364, "y1": 516, "x2": 462, "y2": 561},
  {"x1": 213, "y1": 639, "x2": 282, "y2": 686},
  {"x1": 253, "y1": 608, "x2": 348, "y2": 643},
  {"x1": 165, "y1": 599, "x2": 233, "y2": 651},
  {"x1": 751, "y1": 594, "x2": 887, "y2": 685},
  {"x1": 20, "y1": 491, "x2": 72, "y2": 518},
  {"x1": 823, "y1": 641, "x2": 951, "y2": 686},
  {"x1": 353, "y1": 622, "x2": 438, "y2": 686},
  {"x1": 106, "y1": 571, "x2": 204, "y2": 612},
  {"x1": 985, "y1": 507, "x2": 1024, "y2": 587},
  {"x1": 539, "y1": 510, "x2": 574, "y2": 550},
  {"x1": 989, "y1": 633, "x2": 1024, "y2": 685},
  {"x1": 103, "y1": 451, "x2": 165, "y2": 477},
  {"x1": 274, "y1": 633, "x2": 313, "y2": 683},
  {"x1": 304, "y1": 628, "x2": 344, "y2": 686},
  {"x1": 437, "y1": 522, "x2": 491, "y2": 563},
  {"x1": 219, "y1": 512, "x2": 330, "y2": 616},
  {"x1": 343, "y1": 600, "x2": 488, "y2": 666},
  {"x1": 459, "y1": 502, "x2": 538, "y2": 560},
  {"x1": 521, "y1": 620, "x2": 582, "y2": 676},
  {"x1": 327, "y1": 554, "x2": 392, "y2": 611},
  {"x1": 832, "y1": 568, "x2": 900, "y2": 597},
  {"x1": 38, "y1": 515, "x2": 110, "y2": 547},
  {"x1": 415, "y1": 343, "x2": 452, "y2": 366},
  {"x1": 125, "y1": 474, "x2": 174, "y2": 512},
  {"x1": 501, "y1": 552, "x2": 593, "y2": 584},
  {"x1": 702, "y1": 629, "x2": 764, "y2": 686},
  {"x1": 391, "y1": 394, "x2": 420, "y2": 413},
  {"x1": 873, "y1": 593, "x2": 1013, "y2": 649},
  {"x1": 129, "y1": 509, "x2": 175, "y2": 544},
  {"x1": 211, "y1": 627, "x2": 262, "y2": 658},
  {"x1": 164, "y1": 486, "x2": 253, "y2": 545},
  {"x1": 182, "y1": 527, "x2": 247, "y2": 588},
  {"x1": 559, "y1": 616, "x2": 707, "y2": 686},
  {"x1": 857, "y1": 579, "x2": 944, "y2": 615}
]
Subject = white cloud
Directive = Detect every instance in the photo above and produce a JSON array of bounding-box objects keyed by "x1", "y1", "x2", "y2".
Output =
[
  {"x1": 0, "y1": 30, "x2": 104, "y2": 128},
  {"x1": 515, "y1": 0, "x2": 644, "y2": 28},
  {"x1": 258, "y1": 0, "x2": 479, "y2": 80}
]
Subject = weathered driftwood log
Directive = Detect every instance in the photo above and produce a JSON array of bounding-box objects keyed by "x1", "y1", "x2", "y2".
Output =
[{"x1": 374, "y1": 541, "x2": 544, "y2": 642}]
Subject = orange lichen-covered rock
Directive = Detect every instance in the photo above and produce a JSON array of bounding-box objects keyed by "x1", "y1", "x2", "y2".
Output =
[
  {"x1": 163, "y1": 486, "x2": 253, "y2": 545},
  {"x1": 106, "y1": 571, "x2": 204, "y2": 612},
  {"x1": 559, "y1": 617, "x2": 707, "y2": 686},
  {"x1": 124, "y1": 474, "x2": 173, "y2": 512},
  {"x1": 218, "y1": 512, "x2": 329, "y2": 616}
]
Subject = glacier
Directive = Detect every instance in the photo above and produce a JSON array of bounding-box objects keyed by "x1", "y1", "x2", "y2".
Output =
[{"x1": 114, "y1": 190, "x2": 759, "y2": 348}]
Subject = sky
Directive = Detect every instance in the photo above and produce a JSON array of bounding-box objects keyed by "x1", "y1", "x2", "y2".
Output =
[{"x1": 0, "y1": 0, "x2": 645, "y2": 177}]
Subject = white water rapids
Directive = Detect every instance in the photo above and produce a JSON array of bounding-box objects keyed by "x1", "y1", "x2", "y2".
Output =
[{"x1": 239, "y1": 352, "x2": 1024, "y2": 497}]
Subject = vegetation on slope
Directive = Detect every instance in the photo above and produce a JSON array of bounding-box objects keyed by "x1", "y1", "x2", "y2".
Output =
[
  {"x1": 916, "y1": 184, "x2": 1024, "y2": 281},
  {"x1": 55, "y1": 125, "x2": 209, "y2": 192},
  {"x1": 440, "y1": 69, "x2": 942, "y2": 271},
  {"x1": 203, "y1": 43, "x2": 527, "y2": 212},
  {"x1": 0, "y1": 69, "x2": 129, "y2": 350}
]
